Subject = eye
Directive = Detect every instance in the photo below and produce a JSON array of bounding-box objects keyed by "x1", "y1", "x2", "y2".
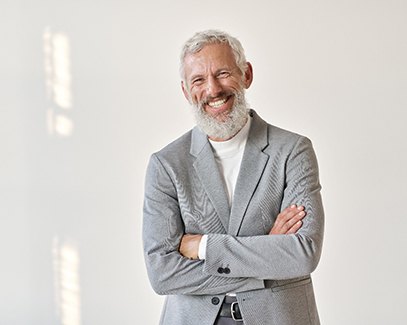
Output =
[
  {"x1": 191, "y1": 77, "x2": 204, "y2": 86},
  {"x1": 217, "y1": 71, "x2": 231, "y2": 79}
]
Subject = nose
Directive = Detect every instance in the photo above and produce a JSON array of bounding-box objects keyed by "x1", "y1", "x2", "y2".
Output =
[{"x1": 206, "y1": 75, "x2": 223, "y2": 98}]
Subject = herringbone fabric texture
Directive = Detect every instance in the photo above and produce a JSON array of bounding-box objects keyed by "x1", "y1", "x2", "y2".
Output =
[{"x1": 143, "y1": 110, "x2": 324, "y2": 325}]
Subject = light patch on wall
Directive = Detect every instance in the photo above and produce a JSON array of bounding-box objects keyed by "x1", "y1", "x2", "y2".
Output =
[
  {"x1": 44, "y1": 27, "x2": 74, "y2": 137},
  {"x1": 47, "y1": 110, "x2": 75, "y2": 137},
  {"x1": 53, "y1": 236, "x2": 81, "y2": 325}
]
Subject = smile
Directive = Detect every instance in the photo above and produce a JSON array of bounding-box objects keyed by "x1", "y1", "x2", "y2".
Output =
[{"x1": 206, "y1": 95, "x2": 232, "y2": 109}]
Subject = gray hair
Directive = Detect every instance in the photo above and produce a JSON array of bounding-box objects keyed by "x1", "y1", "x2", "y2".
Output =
[{"x1": 180, "y1": 30, "x2": 248, "y2": 82}]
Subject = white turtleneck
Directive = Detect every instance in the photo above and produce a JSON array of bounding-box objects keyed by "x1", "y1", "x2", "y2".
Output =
[
  {"x1": 209, "y1": 117, "x2": 252, "y2": 206},
  {"x1": 198, "y1": 117, "x2": 252, "y2": 259}
]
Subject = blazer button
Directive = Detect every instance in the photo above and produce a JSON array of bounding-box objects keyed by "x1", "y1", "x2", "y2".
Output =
[
  {"x1": 217, "y1": 267, "x2": 224, "y2": 274},
  {"x1": 223, "y1": 267, "x2": 231, "y2": 274},
  {"x1": 211, "y1": 297, "x2": 220, "y2": 305}
]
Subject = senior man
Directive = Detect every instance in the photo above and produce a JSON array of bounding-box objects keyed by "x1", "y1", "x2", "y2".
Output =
[{"x1": 143, "y1": 30, "x2": 324, "y2": 325}]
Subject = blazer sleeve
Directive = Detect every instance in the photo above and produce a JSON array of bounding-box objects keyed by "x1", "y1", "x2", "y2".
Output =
[
  {"x1": 142, "y1": 154, "x2": 265, "y2": 295},
  {"x1": 203, "y1": 136, "x2": 324, "y2": 280}
]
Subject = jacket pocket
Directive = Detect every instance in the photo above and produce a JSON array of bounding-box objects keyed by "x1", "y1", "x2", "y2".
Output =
[{"x1": 271, "y1": 276, "x2": 311, "y2": 293}]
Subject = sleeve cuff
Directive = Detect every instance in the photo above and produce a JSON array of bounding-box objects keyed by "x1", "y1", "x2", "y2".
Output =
[{"x1": 198, "y1": 234, "x2": 208, "y2": 259}]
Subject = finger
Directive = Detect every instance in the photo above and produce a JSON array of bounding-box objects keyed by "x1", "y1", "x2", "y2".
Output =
[
  {"x1": 275, "y1": 210, "x2": 306, "y2": 234},
  {"x1": 287, "y1": 204, "x2": 304, "y2": 212},
  {"x1": 283, "y1": 205, "x2": 304, "y2": 217},
  {"x1": 270, "y1": 205, "x2": 306, "y2": 234},
  {"x1": 280, "y1": 204, "x2": 297, "y2": 216},
  {"x1": 280, "y1": 217, "x2": 298, "y2": 233},
  {"x1": 276, "y1": 206, "x2": 305, "y2": 225},
  {"x1": 286, "y1": 210, "x2": 306, "y2": 227},
  {"x1": 286, "y1": 220, "x2": 303, "y2": 234},
  {"x1": 274, "y1": 207, "x2": 295, "y2": 225}
]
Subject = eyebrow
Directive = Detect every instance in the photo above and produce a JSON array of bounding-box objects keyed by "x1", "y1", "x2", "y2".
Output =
[
  {"x1": 189, "y1": 74, "x2": 204, "y2": 81},
  {"x1": 189, "y1": 68, "x2": 233, "y2": 80}
]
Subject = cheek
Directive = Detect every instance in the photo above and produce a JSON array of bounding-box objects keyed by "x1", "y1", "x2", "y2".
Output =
[
  {"x1": 223, "y1": 79, "x2": 243, "y2": 91},
  {"x1": 190, "y1": 88, "x2": 204, "y2": 103}
]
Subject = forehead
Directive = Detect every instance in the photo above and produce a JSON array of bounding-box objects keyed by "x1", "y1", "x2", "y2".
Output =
[{"x1": 183, "y1": 43, "x2": 237, "y2": 77}]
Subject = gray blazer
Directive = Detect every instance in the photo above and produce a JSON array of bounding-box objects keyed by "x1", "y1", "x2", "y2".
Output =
[{"x1": 143, "y1": 110, "x2": 324, "y2": 325}]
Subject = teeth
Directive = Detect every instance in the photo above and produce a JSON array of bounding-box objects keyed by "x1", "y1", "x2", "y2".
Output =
[{"x1": 208, "y1": 98, "x2": 227, "y2": 108}]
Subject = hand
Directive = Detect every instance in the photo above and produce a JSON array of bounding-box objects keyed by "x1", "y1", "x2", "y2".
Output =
[
  {"x1": 269, "y1": 205, "x2": 306, "y2": 235},
  {"x1": 179, "y1": 234, "x2": 203, "y2": 260}
]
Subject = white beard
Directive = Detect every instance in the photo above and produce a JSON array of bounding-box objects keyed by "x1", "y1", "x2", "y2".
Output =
[{"x1": 191, "y1": 90, "x2": 249, "y2": 140}]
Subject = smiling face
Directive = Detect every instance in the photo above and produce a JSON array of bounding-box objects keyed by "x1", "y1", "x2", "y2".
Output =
[{"x1": 181, "y1": 43, "x2": 253, "y2": 140}]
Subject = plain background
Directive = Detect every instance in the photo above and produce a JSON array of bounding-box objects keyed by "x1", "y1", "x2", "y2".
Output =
[{"x1": 1, "y1": 0, "x2": 406, "y2": 324}]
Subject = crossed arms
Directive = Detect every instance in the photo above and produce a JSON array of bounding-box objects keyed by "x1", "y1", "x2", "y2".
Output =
[
  {"x1": 143, "y1": 136, "x2": 324, "y2": 295},
  {"x1": 180, "y1": 204, "x2": 307, "y2": 259}
]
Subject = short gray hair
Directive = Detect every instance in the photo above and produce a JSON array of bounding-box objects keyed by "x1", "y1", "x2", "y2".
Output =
[{"x1": 180, "y1": 30, "x2": 248, "y2": 81}]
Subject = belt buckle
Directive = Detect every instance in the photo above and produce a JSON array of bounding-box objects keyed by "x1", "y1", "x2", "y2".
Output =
[{"x1": 230, "y1": 301, "x2": 243, "y2": 322}]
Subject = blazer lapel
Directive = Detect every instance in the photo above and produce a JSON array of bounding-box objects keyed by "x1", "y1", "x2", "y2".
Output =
[
  {"x1": 228, "y1": 111, "x2": 270, "y2": 235},
  {"x1": 191, "y1": 127, "x2": 230, "y2": 232}
]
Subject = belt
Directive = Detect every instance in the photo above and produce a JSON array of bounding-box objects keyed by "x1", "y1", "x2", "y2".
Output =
[{"x1": 219, "y1": 299, "x2": 243, "y2": 321}]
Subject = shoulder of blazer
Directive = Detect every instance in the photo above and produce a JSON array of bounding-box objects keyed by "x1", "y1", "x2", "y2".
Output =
[
  {"x1": 248, "y1": 109, "x2": 305, "y2": 152},
  {"x1": 153, "y1": 128, "x2": 196, "y2": 162}
]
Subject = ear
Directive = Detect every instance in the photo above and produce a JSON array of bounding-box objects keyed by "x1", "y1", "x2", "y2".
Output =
[
  {"x1": 243, "y1": 62, "x2": 253, "y2": 89},
  {"x1": 181, "y1": 81, "x2": 191, "y2": 102}
]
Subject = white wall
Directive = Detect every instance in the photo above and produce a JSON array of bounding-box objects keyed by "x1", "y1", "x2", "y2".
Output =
[{"x1": 1, "y1": 0, "x2": 406, "y2": 324}]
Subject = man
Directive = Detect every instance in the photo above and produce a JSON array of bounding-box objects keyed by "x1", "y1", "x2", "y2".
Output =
[{"x1": 143, "y1": 30, "x2": 324, "y2": 325}]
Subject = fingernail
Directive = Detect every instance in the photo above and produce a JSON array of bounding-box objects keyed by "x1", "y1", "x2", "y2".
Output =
[
  {"x1": 297, "y1": 206, "x2": 304, "y2": 210},
  {"x1": 291, "y1": 204, "x2": 296, "y2": 208}
]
